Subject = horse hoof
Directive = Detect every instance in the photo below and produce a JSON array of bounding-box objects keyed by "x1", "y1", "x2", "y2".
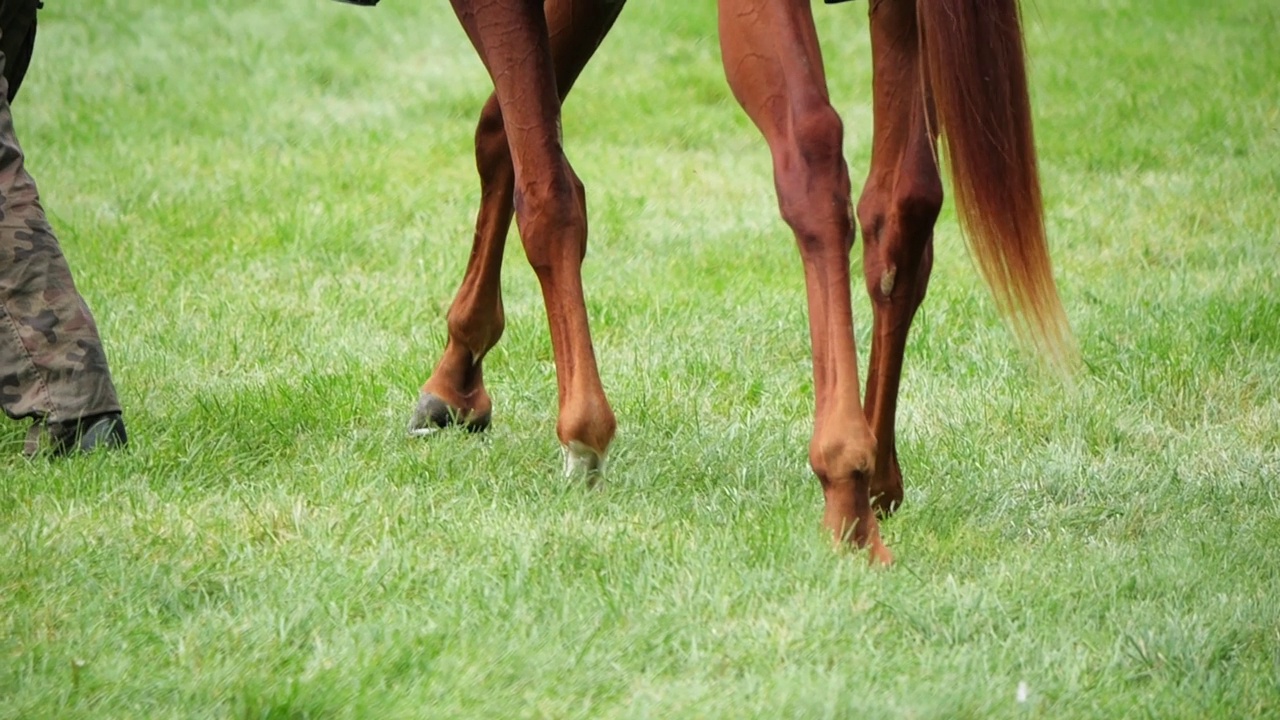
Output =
[
  {"x1": 407, "y1": 392, "x2": 491, "y2": 436},
  {"x1": 563, "y1": 440, "x2": 606, "y2": 486},
  {"x1": 867, "y1": 541, "x2": 895, "y2": 567},
  {"x1": 872, "y1": 491, "x2": 904, "y2": 519},
  {"x1": 871, "y1": 456, "x2": 905, "y2": 518}
]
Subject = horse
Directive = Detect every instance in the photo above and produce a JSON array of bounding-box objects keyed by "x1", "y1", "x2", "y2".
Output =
[{"x1": 407, "y1": 0, "x2": 1073, "y2": 565}]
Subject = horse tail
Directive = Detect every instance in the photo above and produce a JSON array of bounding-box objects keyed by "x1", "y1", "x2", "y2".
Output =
[{"x1": 916, "y1": 0, "x2": 1075, "y2": 368}]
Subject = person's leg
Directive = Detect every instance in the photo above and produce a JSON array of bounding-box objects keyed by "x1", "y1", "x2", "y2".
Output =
[{"x1": 0, "y1": 0, "x2": 125, "y2": 454}]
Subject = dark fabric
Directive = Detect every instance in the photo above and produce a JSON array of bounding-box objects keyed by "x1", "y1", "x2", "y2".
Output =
[{"x1": 0, "y1": 0, "x2": 38, "y2": 100}]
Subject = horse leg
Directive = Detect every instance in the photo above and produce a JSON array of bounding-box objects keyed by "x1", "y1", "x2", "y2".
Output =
[
  {"x1": 719, "y1": 0, "x2": 889, "y2": 564},
  {"x1": 415, "y1": 1, "x2": 625, "y2": 442},
  {"x1": 857, "y1": 0, "x2": 942, "y2": 516},
  {"x1": 437, "y1": 0, "x2": 618, "y2": 479},
  {"x1": 410, "y1": 90, "x2": 510, "y2": 434}
]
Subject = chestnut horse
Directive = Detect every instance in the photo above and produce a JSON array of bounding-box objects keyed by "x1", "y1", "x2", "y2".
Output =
[{"x1": 409, "y1": 0, "x2": 1072, "y2": 564}]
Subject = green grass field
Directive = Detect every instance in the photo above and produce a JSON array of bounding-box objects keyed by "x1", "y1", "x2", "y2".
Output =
[{"x1": 3, "y1": 0, "x2": 1278, "y2": 717}]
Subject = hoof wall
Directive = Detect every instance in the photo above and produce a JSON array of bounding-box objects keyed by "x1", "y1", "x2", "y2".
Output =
[{"x1": 408, "y1": 393, "x2": 490, "y2": 436}]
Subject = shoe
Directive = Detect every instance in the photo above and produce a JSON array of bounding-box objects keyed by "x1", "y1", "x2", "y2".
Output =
[
  {"x1": 59, "y1": 412, "x2": 128, "y2": 455},
  {"x1": 24, "y1": 412, "x2": 128, "y2": 457}
]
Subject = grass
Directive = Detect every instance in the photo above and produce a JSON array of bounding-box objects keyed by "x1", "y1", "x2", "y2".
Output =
[{"x1": 2, "y1": 0, "x2": 1278, "y2": 717}]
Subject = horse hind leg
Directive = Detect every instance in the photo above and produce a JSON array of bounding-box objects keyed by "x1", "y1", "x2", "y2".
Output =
[
  {"x1": 719, "y1": 0, "x2": 889, "y2": 564},
  {"x1": 413, "y1": 0, "x2": 626, "y2": 462},
  {"x1": 857, "y1": 0, "x2": 942, "y2": 515}
]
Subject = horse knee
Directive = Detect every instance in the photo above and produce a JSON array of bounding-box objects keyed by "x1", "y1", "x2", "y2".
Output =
[
  {"x1": 775, "y1": 103, "x2": 853, "y2": 249},
  {"x1": 791, "y1": 102, "x2": 845, "y2": 171},
  {"x1": 515, "y1": 170, "x2": 588, "y2": 273}
]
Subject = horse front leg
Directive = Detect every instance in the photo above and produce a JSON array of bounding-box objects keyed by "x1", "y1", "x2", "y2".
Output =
[
  {"x1": 413, "y1": 0, "x2": 626, "y2": 437},
  {"x1": 412, "y1": 93, "x2": 511, "y2": 435},
  {"x1": 719, "y1": 0, "x2": 888, "y2": 564},
  {"x1": 436, "y1": 0, "x2": 616, "y2": 480}
]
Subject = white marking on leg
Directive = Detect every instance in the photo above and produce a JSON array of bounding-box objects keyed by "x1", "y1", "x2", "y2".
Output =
[{"x1": 563, "y1": 441, "x2": 606, "y2": 484}]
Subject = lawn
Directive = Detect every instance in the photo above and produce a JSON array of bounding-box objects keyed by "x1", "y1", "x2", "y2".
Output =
[{"x1": 2, "y1": 0, "x2": 1277, "y2": 717}]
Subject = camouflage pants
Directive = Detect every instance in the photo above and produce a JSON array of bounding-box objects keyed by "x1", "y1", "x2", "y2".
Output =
[{"x1": 0, "y1": 0, "x2": 120, "y2": 426}]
